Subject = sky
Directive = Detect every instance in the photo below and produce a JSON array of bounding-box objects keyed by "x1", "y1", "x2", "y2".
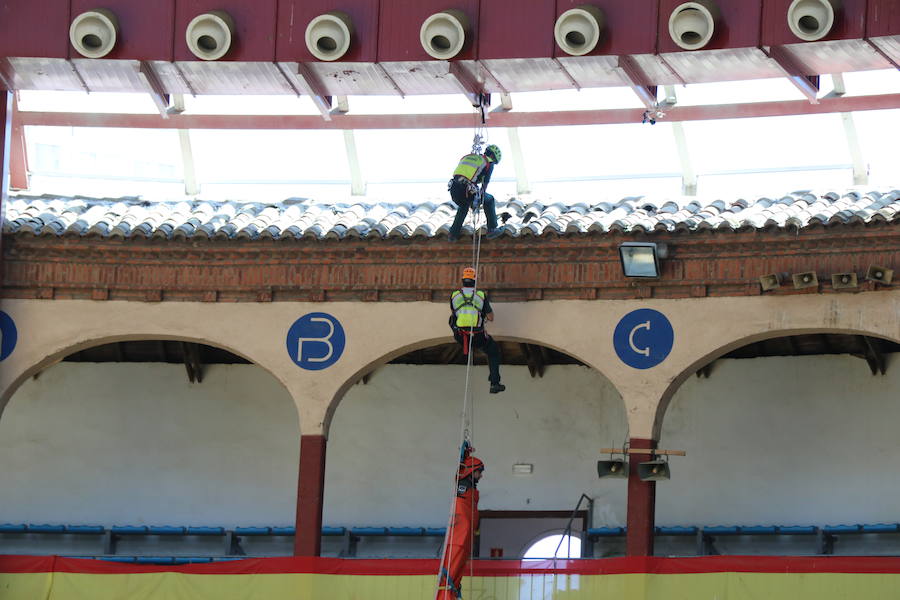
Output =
[{"x1": 16, "y1": 68, "x2": 900, "y2": 204}]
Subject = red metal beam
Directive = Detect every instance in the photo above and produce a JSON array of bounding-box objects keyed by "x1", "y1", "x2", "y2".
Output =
[
  {"x1": 617, "y1": 55, "x2": 658, "y2": 110},
  {"x1": 294, "y1": 434, "x2": 327, "y2": 557},
  {"x1": 0, "y1": 90, "x2": 11, "y2": 285},
  {"x1": 763, "y1": 46, "x2": 820, "y2": 104},
  {"x1": 9, "y1": 95, "x2": 28, "y2": 190},
  {"x1": 626, "y1": 437, "x2": 657, "y2": 557},
  {"x1": 14, "y1": 94, "x2": 900, "y2": 130}
]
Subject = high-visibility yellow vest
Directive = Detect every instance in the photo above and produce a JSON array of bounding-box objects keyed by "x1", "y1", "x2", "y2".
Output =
[
  {"x1": 451, "y1": 289, "x2": 486, "y2": 328},
  {"x1": 453, "y1": 153, "x2": 488, "y2": 182}
]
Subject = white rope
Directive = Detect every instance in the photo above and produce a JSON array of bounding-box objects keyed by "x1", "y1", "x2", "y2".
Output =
[{"x1": 435, "y1": 102, "x2": 489, "y2": 599}]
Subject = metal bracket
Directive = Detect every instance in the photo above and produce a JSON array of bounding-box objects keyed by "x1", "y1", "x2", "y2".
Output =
[
  {"x1": 296, "y1": 62, "x2": 333, "y2": 121},
  {"x1": 138, "y1": 61, "x2": 172, "y2": 118},
  {"x1": 448, "y1": 62, "x2": 490, "y2": 114},
  {"x1": 763, "y1": 46, "x2": 819, "y2": 104},
  {"x1": 617, "y1": 55, "x2": 658, "y2": 111}
]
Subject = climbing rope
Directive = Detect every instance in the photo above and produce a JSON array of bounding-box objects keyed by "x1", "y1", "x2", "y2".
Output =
[{"x1": 435, "y1": 94, "x2": 491, "y2": 599}]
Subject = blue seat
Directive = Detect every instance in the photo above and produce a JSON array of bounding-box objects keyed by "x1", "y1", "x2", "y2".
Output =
[
  {"x1": 823, "y1": 524, "x2": 861, "y2": 534},
  {"x1": 186, "y1": 557, "x2": 214, "y2": 563},
  {"x1": 148, "y1": 526, "x2": 185, "y2": 536},
  {"x1": 741, "y1": 526, "x2": 777, "y2": 535},
  {"x1": 136, "y1": 556, "x2": 175, "y2": 565},
  {"x1": 656, "y1": 526, "x2": 698, "y2": 536},
  {"x1": 352, "y1": 527, "x2": 388, "y2": 536},
  {"x1": 587, "y1": 527, "x2": 625, "y2": 537},
  {"x1": 861, "y1": 523, "x2": 898, "y2": 533},
  {"x1": 388, "y1": 527, "x2": 425, "y2": 536},
  {"x1": 703, "y1": 526, "x2": 740, "y2": 535},
  {"x1": 213, "y1": 557, "x2": 244, "y2": 562},
  {"x1": 235, "y1": 527, "x2": 271, "y2": 536},
  {"x1": 778, "y1": 525, "x2": 816, "y2": 534},
  {"x1": 321, "y1": 526, "x2": 346, "y2": 536},
  {"x1": 0, "y1": 524, "x2": 26, "y2": 533},
  {"x1": 28, "y1": 524, "x2": 66, "y2": 533},
  {"x1": 112, "y1": 525, "x2": 148, "y2": 535},
  {"x1": 186, "y1": 526, "x2": 224, "y2": 536},
  {"x1": 101, "y1": 556, "x2": 136, "y2": 563},
  {"x1": 271, "y1": 526, "x2": 295, "y2": 536},
  {"x1": 67, "y1": 525, "x2": 104, "y2": 534},
  {"x1": 425, "y1": 528, "x2": 446, "y2": 536}
]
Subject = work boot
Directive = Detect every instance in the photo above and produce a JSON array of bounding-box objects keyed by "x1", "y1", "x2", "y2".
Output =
[
  {"x1": 448, "y1": 231, "x2": 460, "y2": 242},
  {"x1": 485, "y1": 227, "x2": 504, "y2": 240},
  {"x1": 490, "y1": 383, "x2": 506, "y2": 394}
]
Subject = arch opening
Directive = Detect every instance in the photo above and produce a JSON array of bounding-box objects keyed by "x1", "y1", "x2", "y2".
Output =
[
  {"x1": 0, "y1": 337, "x2": 301, "y2": 558},
  {"x1": 653, "y1": 330, "x2": 900, "y2": 554}
]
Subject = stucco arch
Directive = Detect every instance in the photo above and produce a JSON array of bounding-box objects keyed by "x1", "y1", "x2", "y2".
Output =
[
  {"x1": 0, "y1": 331, "x2": 299, "y2": 425},
  {"x1": 653, "y1": 326, "x2": 900, "y2": 440},
  {"x1": 321, "y1": 331, "x2": 625, "y2": 438}
]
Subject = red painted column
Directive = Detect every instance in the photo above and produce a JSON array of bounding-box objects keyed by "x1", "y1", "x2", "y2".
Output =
[
  {"x1": 293, "y1": 434, "x2": 327, "y2": 556},
  {"x1": 0, "y1": 91, "x2": 11, "y2": 285},
  {"x1": 626, "y1": 437, "x2": 657, "y2": 556}
]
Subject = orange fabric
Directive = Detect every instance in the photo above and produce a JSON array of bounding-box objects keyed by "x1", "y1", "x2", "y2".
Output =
[{"x1": 437, "y1": 485, "x2": 479, "y2": 600}]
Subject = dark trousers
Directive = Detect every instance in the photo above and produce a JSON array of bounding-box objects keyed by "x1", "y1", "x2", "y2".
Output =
[
  {"x1": 449, "y1": 178, "x2": 498, "y2": 237},
  {"x1": 453, "y1": 329, "x2": 502, "y2": 385}
]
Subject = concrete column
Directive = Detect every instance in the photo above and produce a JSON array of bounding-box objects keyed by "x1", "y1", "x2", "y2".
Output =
[
  {"x1": 293, "y1": 434, "x2": 327, "y2": 556},
  {"x1": 626, "y1": 437, "x2": 657, "y2": 556},
  {"x1": 0, "y1": 91, "x2": 12, "y2": 284}
]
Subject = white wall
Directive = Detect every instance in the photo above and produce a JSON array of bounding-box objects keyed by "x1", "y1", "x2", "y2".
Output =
[
  {"x1": 324, "y1": 365, "x2": 627, "y2": 528},
  {"x1": 658, "y1": 354, "x2": 900, "y2": 527},
  {"x1": 0, "y1": 363, "x2": 300, "y2": 527},
  {"x1": 3, "y1": 353, "x2": 899, "y2": 556}
]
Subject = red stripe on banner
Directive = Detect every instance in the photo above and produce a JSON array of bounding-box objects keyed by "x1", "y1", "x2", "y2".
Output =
[{"x1": 4, "y1": 555, "x2": 900, "y2": 576}]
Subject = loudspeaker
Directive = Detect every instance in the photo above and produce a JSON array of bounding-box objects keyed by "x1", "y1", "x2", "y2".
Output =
[
  {"x1": 787, "y1": 0, "x2": 838, "y2": 42},
  {"x1": 831, "y1": 272, "x2": 858, "y2": 289},
  {"x1": 554, "y1": 5, "x2": 605, "y2": 56},
  {"x1": 792, "y1": 271, "x2": 818, "y2": 289},
  {"x1": 668, "y1": 0, "x2": 719, "y2": 50},
  {"x1": 306, "y1": 11, "x2": 353, "y2": 61},
  {"x1": 70, "y1": 9, "x2": 118, "y2": 58},
  {"x1": 597, "y1": 459, "x2": 627, "y2": 479},
  {"x1": 420, "y1": 9, "x2": 468, "y2": 60},
  {"x1": 185, "y1": 10, "x2": 234, "y2": 61},
  {"x1": 638, "y1": 459, "x2": 670, "y2": 481},
  {"x1": 759, "y1": 273, "x2": 780, "y2": 292},
  {"x1": 866, "y1": 265, "x2": 894, "y2": 285}
]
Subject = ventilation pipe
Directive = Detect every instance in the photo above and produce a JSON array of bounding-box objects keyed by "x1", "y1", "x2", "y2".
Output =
[
  {"x1": 69, "y1": 9, "x2": 119, "y2": 58},
  {"x1": 668, "y1": 0, "x2": 719, "y2": 50},
  {"x1": 554, "y1": 5, "x2": 605, "y2": 56},
  {"x1": 185, "y1": 11, "x2": 235, "y2": 61},
  {"x1": 787, "y1": 0, "x2": 838, "y2": 41},
  {"x1": 420, "y1": 9, "x2": 468, "y2": 60},
  {"x1": 305, "y1": 11, "x2": 353, "y2": 61}
]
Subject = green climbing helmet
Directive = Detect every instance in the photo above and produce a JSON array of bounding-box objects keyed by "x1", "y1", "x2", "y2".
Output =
[{"x1": 485, "y1": 144, "x2": 502, "y2": 164}]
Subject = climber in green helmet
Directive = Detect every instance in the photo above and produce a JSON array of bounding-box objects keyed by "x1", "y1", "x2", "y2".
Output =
[{"x1": 447, "y1": 144, "x2": 503, "y2": 242}]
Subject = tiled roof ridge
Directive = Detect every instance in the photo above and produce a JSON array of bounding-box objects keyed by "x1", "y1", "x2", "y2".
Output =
[{"x1": 4, "y1": 189, "x2": 899, "y2": 240}]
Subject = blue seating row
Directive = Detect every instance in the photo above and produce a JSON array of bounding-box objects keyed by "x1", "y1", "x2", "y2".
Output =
[
  {"x1": 586, "y1": 523, "x2": 899, "y2": 538},
  {"x1": 65, "y1": 556, "x2": 244, "y2": 564},
  {"x1": 0, "y1": 523, "x2": 448, "y2": 537}
]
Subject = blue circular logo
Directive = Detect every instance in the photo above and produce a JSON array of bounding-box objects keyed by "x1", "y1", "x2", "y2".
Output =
[
  {"x1": 0, "y1": 311, "x2": 17, "y2": 362},
  {"x1": 286, "y1": 313, "x2": 345, "y2": 370},
  {"x1": 613, "y1": 309, "x2": 674, "y2": 369}
]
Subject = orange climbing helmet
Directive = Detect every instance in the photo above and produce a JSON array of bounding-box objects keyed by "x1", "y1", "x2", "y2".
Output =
[
  {"x1": 462, "y1": 267, "x2": 477, "y2": 281},
  {"x1": 458, "y1": 455, "x2": 485, "y2": 479}
]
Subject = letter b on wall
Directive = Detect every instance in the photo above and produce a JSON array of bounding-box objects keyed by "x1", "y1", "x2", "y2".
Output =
[{"x1": 286, "y1": 313, "x2": 345, "y2": 370}]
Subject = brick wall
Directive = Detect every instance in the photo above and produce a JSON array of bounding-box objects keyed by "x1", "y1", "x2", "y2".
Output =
[{"x1": 1, "y1": 224, "x2": 897, "y2": 302}]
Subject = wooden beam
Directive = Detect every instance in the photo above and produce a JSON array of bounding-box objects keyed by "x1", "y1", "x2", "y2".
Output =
[
  {"x1": 439, "y1": 343, "x2": 461, "y2": 364},
  {"x1": 180, "y1": 342, "x2": 203, "y2": 383},
  {"x1": 521, "y1": 343, "x2": 545, "y2": 378},
  {"x1": 861, "y1": 335, "x2": 886, "y2": 376}
]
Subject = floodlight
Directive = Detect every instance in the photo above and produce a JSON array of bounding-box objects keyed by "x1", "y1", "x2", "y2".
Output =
[{"x1": 619, "y1": 242, "x2": 668, "y2": 278}]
